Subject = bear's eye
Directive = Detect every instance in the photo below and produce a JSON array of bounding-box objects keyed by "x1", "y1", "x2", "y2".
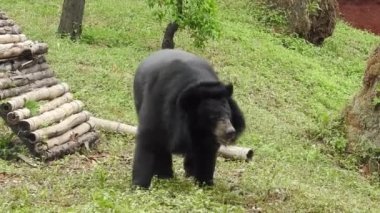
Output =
[{"x1": 209, "y1": 114, "x2": 219, "y2": 120}]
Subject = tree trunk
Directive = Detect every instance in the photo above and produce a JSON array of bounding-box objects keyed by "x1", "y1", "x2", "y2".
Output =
[
  {"x1": 57, "y1": 0, "x2": 85, "y2": 40},
  {"x1": 161, "y1": 22, "x2": 179, "y2": 49}
]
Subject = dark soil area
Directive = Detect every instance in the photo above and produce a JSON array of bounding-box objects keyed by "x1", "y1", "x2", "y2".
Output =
[{"x1": 338, "y1": 0, "x2": 380, "y2": 35}]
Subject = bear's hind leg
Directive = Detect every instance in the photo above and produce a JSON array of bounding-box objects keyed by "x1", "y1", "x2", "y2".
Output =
[
  {"x1": 132, "y1": 133, "x2": 155, "y2": 188},
  {"x1": 184, "y1": 153, "x2": 195, "y2": 177},
  {"x1": 153, "y1": 151, "x2": 174, "y2": 179}
]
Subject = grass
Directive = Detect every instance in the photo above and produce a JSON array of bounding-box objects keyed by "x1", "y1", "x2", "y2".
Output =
[{"x1": 1, "y1": 0, "x2": 380, "y2": 212}]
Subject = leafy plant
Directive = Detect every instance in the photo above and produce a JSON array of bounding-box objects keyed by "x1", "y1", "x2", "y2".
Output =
[
  {"x1": 0, "y1": 132, "x2": 16, "y2": 160},
  {"x1": 146, "y1": 0, "x2": 220, "y2": 47},
  {"x1": 307, "y1": 0, "x2": 321, "y2": 15},
  {"x1": 24, "y1": 100, "x2": 40, "y2": 116},
  {"x1": 250, "y1": 1, "x2": 288, "y2": 30}
]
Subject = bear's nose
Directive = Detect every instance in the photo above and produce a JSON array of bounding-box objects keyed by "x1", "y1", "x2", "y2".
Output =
[{"x1": 225, "y1": 127, "x2": 236, "y2": 140}]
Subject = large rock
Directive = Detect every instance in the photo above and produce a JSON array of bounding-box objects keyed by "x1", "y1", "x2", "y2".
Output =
[
  {"x1": 344, "y1": 46, "x2": 380, "y2": 149},
  {"x1": 266, "y1": 0, "x2": 338, "y2": 45}
]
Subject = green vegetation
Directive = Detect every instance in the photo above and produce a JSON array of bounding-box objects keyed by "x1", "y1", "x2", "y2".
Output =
[
  {"x1": 146, "y1": 0, "x2": 220, "y2": 47},
  {"x1": 1, "y1": 0, "x2": 380, "y2": 212}
]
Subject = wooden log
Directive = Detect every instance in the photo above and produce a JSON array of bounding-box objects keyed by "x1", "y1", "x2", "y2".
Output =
[
  {"x1": 218, "y1": 145, "x2": 254, "y2": 162},
  {"x1": 0, "y1": 62, "x2": 12, "y2": 72},
  {"x1": 0, "y1": 69, "x2": 55, "y2": 89},
  {"x1": 0, "y1": 34, "x2": 27, "y2": 44},
  {"x1": 19, "y1": 63, "x2": 49, "y2": 74},
  {"x1": 0, "y1": 42, "x2": 48, "y2": 60},
  {"x1": 0, "y1": 40, "x2": 33, "y2": 51},
  {"x1": 0, "y1": 57, "x2": 45, "y2": 73},
  {"x1": 0, "y1": 77, "x2": 59, "y2": 100},
  {"x1": 41, "y1": 131, "x2": 99, "y2": 161},
  {"x1": 6, "y1": 93, "x2": 75, "y2": 124},
  {"x1": 89, "y1": 117, "x2": 137, "y2": 134},
  {"x1": 25, "y1": 110, "x2": 91, "y2": 143},
  {"x1": 90, "y1": 117, "x2": 254, "y2": 161},
  {"x1": 0, "y1": 26, "x2": 22, "y2": 34},
  {"x1": 0, "y1": 12, "x2": 8, "y2": 20},
  {"x1": 35, "y1": 119, "x2": 95, "y2": 152},
  {"x1": 0, "y1": 83, "x2": 69, "y2": 113},
  {"x1": 0, "y1": 19, "x2": 15, "y2": 27},
  {"x1": 18, "y1": 100, "x2": 85, "y2": 131},
  {"x1": 16, "y1": 56, "x2": 46, "y2": 70},
  {"x1": 30, "y1": 43, "x2": 48, "y2": 55}
]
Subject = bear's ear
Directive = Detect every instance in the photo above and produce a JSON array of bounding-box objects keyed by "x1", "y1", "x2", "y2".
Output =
[
  {"x1": 225, "y1": 83, "x2": 233, "y2": 97},
  {"x1": 228, "y1": 98, "x2": 246, "y2": 137},
  {"x1": 178, "y1": 82, "x2": 226, "y2": 110},
  {"x1": 178, "y1": 86, "x2": 201, "y2": 111}
]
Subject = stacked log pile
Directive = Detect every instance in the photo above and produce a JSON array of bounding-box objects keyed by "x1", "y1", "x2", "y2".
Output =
[{"x1": 0, "y1": 11, "x2": 99, "y2": 161}]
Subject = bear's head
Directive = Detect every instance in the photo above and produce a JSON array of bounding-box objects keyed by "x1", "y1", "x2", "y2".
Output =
[{"x1": 178, "y1": 81, "x2": 244, "y2": 145}]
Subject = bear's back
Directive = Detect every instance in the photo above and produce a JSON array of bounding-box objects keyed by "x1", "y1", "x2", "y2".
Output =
[{"x1": 134, "y1": 49, "x2": 219, "y2": 110}]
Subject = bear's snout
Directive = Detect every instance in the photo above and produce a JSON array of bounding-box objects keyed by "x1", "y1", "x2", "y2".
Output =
[
  {"x1": 214, "y1": 118, "x2": 236, "y2": 145},
  {"x1": 225, "y1": 126, "x2": 236, "y2": 141}
]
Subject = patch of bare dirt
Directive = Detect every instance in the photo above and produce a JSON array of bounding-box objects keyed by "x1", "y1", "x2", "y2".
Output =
[
  {"x1": 338, "y1": 0, "x2": 380, "y2": 35},
  {"x1": 0, "y1": 172, "x2": 21, "y2": 185}
]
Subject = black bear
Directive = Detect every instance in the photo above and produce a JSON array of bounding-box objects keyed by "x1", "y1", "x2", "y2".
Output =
[{"x1": 132, "y1": 49, "x2": 245, "y2": 188}]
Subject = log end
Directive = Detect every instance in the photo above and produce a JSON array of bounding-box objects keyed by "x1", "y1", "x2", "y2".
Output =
[
  {"x1": 24, "y1": 132, "x2": 38, "y2": 144},
  {"x1": 245, "y1": 149, "x2": 254, "y2": 162},
  {"x1": 18, "y1": 120, "x2": 31, "y2": 132},
  {"x1": 0, "y1": 102, "x2": 12, "y2": 114},
  {"x1": 6, "y1": 112, "x2": 19, "y2": 124}
]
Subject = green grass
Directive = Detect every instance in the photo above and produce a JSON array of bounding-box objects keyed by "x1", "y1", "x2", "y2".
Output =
[{"x1": 1, "y1": 0, "x2": 380, "y2": 212}]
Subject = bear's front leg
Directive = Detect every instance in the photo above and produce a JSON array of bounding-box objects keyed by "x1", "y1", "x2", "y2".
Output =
[
  {"x1": 153, "y1": 151, "x2": 174, "y2": 179},
  {"x1": 184, "y1": 153, "x2": 195, "y2": 177},
  {"x1": 193, "y1": 147, "x2": 218, "y2": 186},
  {"x1": 132, "y1": 138, "x2": 155, "y2": 189}
]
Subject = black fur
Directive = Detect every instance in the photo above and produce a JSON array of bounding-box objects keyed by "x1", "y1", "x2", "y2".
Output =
[{"x1": 132, "y1": 49, "x2": 245, "y2": 188}]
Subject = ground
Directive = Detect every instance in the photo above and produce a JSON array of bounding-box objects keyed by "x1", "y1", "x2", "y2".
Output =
[
  {"x1": 1, "y1": 0, "x2": 380, "y2": 212},
  {"x1": 338, "y1": 0, "x2": 380, "y2": 35}
]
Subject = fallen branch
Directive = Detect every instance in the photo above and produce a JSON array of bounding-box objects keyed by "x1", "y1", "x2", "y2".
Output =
[
  {"x1": 26, "y1": 111, "x2": 91, "y2": 143},
  {"x1": 35, "y1": 119, "x2": 95, "y2": 152},
  {"x1": 41, "y1": 131, "x2": 99, "y2": 161},
  {"x1": 0, "y1": 69, "x2": 55, "y2": 89},
  {"x1": 218, "y1": 145, "x2": 254, "y2": 162},
  {"x1": 0, "y1": 83, "x2": 70, "y2": 113},
  {"x1": 0, "y1": 34, "x2": 27, "y2": 44},
  {"x1": 90, "y1": 117, "x2": 253, "y2": 161},
  {"x1": 7, "y1": 93, "x2": 74, "y2": 124},
  {"x1": 16, "y1": 153, "x2": 39, "y2": 168},
  {"x1": 0, "y1": 77, "x2": 59, "y2": 100},
  {"x1": 89, "y1": 117, "x2": 137, "y2": 134},
  {"x1": 18, "y1": 100, "x2": 85, "y2": 131}
]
